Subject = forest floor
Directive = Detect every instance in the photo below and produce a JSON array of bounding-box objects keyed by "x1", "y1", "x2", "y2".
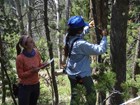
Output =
[{"x1": 1, "y1": 70, "x2": 140, "y2": 105}]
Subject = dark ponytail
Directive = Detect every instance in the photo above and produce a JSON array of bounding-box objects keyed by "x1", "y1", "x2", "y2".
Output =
[
  {"x1": 64, "y1": 36, "x2": 69, "y2": 57},
  {"x1": 64, "y1": 27, "x2": 84, "y2": 57},
  {"x1": 16, "y1": 42, "x2": 21, "y2": 55},
  {"x1": 16, "y1": 35, "x2": 27, "y2": 56}
]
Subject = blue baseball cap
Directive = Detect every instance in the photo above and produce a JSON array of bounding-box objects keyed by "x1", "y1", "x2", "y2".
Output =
[{"x1": 68, "y1": 16, "x2": 89, "y2": 28}]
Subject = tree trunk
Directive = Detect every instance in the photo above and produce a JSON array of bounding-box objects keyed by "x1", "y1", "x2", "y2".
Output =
[
  {"x1": 65, "y1": 0, "x2": 70, "y2": 30},
  {"x1": 90, "y1": 0, "x2": 108, "y2": 104},
  {"x1": 96, "y1": 0, "x2": 108, "y2": 29},
  {"x1": 95, "y1": 0, "x2": 108, "y2": 105},
  {"x1": 43, "y1": 0, "x2": 59, "y2": 104},
  {"x1": 89, "y1": 0, "x2": 96, "y2": 43},
  {"x1": 133, "y1": 27, "x2": 140, "y2": 77},
  {"x1": 0, "y1": 36, "x2": 6, "y2": 103},
  {"x1": 0, "y1": 1, "x2": 17, "y2": 104},
  {"x1": 27, "y1": 0, "x2": 33, "y2": 37},
  {"x1": 61, "y1": 0, "x2": 71, "y2": 64},
  {"x1": 3, "y1": 64, "x2": 17, "y2": 105},
  {"x1": 14, "y1": 0, "x2": 25, "y2": 35},
  {"x1": 54, "y1": 0, "x2": 62, "y2": 69},
  {"x1": 0, "y1": 35, "x2": 6, "y2": 103},
  {"x1": 132, "y1": 27, "x2": 140, "y2": 97},
  {"x1": 110, "y1": 0, "x2": 129, "y2": 104},
  {"x1": 0, "y1": 0, "x2": 6, "y2": 103},
  {"x1": 0, "y1": 35, "x2": 17, "y2": 105}
]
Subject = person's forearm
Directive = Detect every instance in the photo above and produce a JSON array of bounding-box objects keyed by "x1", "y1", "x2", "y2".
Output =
[{"x1": 17, "y1": 70, "x2": 33, "y2": 79}]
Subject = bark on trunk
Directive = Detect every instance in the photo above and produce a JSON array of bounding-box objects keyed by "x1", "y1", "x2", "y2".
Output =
[
  {"x1": 43, "y1": 0, "x2": 59, "y2": 104},
  {"x1": 0, "y1": 35, "x2": 17, "y2": 105},
  {"x1": 132, "y1": 27, "x2": 140, "y2": 97},
  {"x1": 54, "y1": 0, "x2": 62, "y2": 69},
  {"x1": 110, "y1": 0, "x2": 129, "y2": 104},
  {"x1": 27, "y1": 0, "x2": 34, "y2": 37},
  {"x1": 0, "y1": 36, "x2": 6, "y2": 103},
  {"x1": 14, "y1": 0, "x2": 25, "y2": 35},
  {"x1": 96, "y1": 0, "x2": 108, "y2": 105},
  {"x1": 65, "y1": 0, "x2": 70, "y2": 30},
  {"x1": 0, "y1": 1, "x2": 17, "y2": 104},
  {"x1": 133, "y1": 27, "x2": 140, "y2": 77},
  {"x1": 90, "y1": 0, "x2": 108, "y2": 104}
]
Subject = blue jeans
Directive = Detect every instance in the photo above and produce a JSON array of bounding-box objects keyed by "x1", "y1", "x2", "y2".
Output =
[
  {"x1": 18, "y1": 82, "x2": 40, "y2": 105},
  {"x1": 69, "y1": 76, "x2": 96, "y2": 105}
]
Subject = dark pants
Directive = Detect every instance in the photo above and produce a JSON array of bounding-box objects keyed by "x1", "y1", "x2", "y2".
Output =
[
  {"x1": 18, "y1": 82, "x2": 40, "y2": 105},
  {"x1": 69, "y1": 76, "x2": 96, "y2": 105}
]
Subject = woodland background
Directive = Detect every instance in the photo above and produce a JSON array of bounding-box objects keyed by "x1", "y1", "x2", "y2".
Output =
[{"x1": 0, "y1": 0, "x2": 140, "y2": 105}]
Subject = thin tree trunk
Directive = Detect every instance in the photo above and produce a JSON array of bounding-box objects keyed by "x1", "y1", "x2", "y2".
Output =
[
  {"x1": 110, "y1": 0, "x2": 129, "y2": 104},
  {"x1": 54, "y1": 0, "x2": 62, "y2": 69},
  {"x1": 89, "y1": 0, "x2": 96, "y2": 43},
  {"x1": 133, "y1": 27, "x2": 140, "y2": 78},
  {"x1": 61, "y1": 0, "x2": 71, "y2": 64},
  {"x1": 91, "y1": 0, "x2": 105, "y2": 105},
  {"x1": 95, "y1": 0, "x2": 108, "y2": 105},
  {"x1": 43, "y1": 0, "x2": 59, "y2": 104},
  {"x1": 0, "y1": 35, "x2": 17, "y2": 105},
  {"x1": 3, "y1": 63, "x2": 17, "y2": 105},
  {"x1": 27, "y1": 0, "x2": 33, "y2": 37},
  {"x1": 91, "y1": 2, "x2": 101, "y2": 105},
  {"x1": 0, "y1": 40, "x2": 6, "y2": 103},
  {"x1": 14, "y1": 0, "x2": 25, "y2": 35},
  {"x1": 0, "y1": 0, "x2": 6, "y2": 103},
  {"x1": 132, "y1": 27, "x2": 140, "y2": 97},
  {"x1": 0, "y1": 1, "x2": 17, "y2": 104},
  {"x1": 95, "y1": 0, "x2": 108, "y2": 29},
  {"x1": 65, "y1": 0, "x2": 70, "y2": 30}
]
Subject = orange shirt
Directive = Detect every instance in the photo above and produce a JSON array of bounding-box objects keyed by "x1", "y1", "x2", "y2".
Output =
[{"x1": 16, "y1": 49, "x2": 42, "y2": 85}]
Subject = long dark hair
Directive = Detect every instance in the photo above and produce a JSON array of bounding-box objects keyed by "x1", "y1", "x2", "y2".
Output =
[{"x1": 64, "y1": 27, "x2": 84, "y2": 57}]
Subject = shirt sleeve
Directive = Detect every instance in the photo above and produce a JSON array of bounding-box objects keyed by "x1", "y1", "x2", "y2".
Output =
[
  {"x1": 83, "y1": 26, "x2": 90, "y2": 34},
  {"x1": 80, "y1": 36, "x2": 107, "y2": 55},
  {"x1": 16, "y1": 56, "x2": 32, "y2": 79},
  {"x1": 80, "y1": 26, "x2": 90, "y2": 38}
]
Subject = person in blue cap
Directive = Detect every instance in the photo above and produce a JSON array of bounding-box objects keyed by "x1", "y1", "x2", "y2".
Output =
[{"x1": 58, "y1": 16, "x2": 107, "y2": 105}]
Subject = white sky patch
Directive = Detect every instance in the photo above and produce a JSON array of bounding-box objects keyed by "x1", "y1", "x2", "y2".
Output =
[{"x1": 122, "y1": 12, "x2": 126, "y2": 16}]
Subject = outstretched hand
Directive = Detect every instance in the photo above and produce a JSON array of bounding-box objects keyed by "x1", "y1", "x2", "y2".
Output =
[
  {"x1": 102, "y1": 29, "x2": 108, "y2": 36},
  {"x1": 89, "y1": 21, "x2": 108, "y2": 36},
  {"x1": 97, "y1": 28, "x2": 108, "y2": 36},
  {"x1": 39, "y1": 62, "x2": 50, "y2": 69},
  {"x1": 54, "y1": 70, "x2": 64, "y2": 76},
  {"x1": 31, "y1": 67, "x2": 40, "y2": 73},
  {"x1": 89, "y1": 20, "x2": 95, "y2": 28}
]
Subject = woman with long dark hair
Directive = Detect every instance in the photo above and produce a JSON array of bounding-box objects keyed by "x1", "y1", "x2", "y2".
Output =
[{"x1": 64, "y1": 16, "x2": 108, "y2": 105}]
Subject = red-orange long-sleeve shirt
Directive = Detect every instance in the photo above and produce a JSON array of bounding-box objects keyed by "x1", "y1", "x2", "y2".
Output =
[{"x1": 16, "y1": 49, "x2": 42, "y2": 85}]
